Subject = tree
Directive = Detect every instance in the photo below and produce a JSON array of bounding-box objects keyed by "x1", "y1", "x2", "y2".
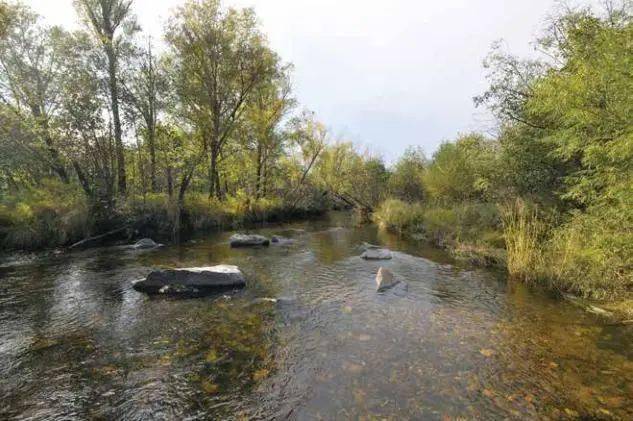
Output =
[
  {"x1": 0, "y1": 3, "x2": 69, "y2": 183},
  {"x1": 285, "y1": 110, "x2": 327, "y2": 207},
  {"x1": 165, "y1": 0, "x2": 280, "y2": 198},
  {"x1": 423, "y1": 133, "x2": 499, "y2": 203},
  {"x1": 122, "y1": 38, "x2": 166, "y2": 193},
  {"x1": 55, "y1": 29, "x2": 119, "y2": 223},
  {"x1": 74, "y1": 0, "x2": 139, "y2": 195},
  {"x1": 241, "y1": 65, "x2": 294, "y2": 198},
  {"x1": 388, "y1": 146, "x2": 426, "y2": 203}
]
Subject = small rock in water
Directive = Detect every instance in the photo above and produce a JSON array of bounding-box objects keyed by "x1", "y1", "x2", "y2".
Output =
[
  {"x1": 132, "y1": 238, "x2": 163, "y2": 249},
  {"x1": 133, "y1": 265, "x2": 246, "y2": 295},
  {"x1": 271, "y1": 236, "x2": 296, "y2": 246},
  {"x1": 375, "y1": 267, "x2": 399, "y2": 292},
  {"x1": 361, "y1": 248, "x2": 392, "y2": 260},
  {"x1": 230, "y1": 234, "x2": 270, "y2": 248}
]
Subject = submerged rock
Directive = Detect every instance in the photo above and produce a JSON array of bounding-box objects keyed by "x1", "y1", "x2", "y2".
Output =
[
  {"x1": 375, "y1": 267, "x2": 399, "y2": 292},
  {"x1": 133, "y1": 265, "x2": 246, "y2": 294},
  {"x1": 131, "y1": 238, "x2": 163, "y2": 249},
  {"x1": 361, "y1": 248, "x2": 392, "y2": 260},
  {"x1": 230, "y1": 234, "x2": 270, "y2": 248}
]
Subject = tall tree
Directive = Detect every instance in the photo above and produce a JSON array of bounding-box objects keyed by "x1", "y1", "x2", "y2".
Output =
[
  {"x1": 0, "y1": 4, "x2": 69, "y2": 183},
  {"x1": 55, "y1": 29, "x2": 119, "y2": 221},
  {"x1": 122, "y1": 38, "x2": 165, "y2": 193},
  {"x1": 74, "y1": 0, "x2": 138, "y2": 195},
  {"x1": 165, "y1": 0, "x2": 279, "y2": 198},
  {"x1": 241, "y1": 65, "x2": 294, "y2": 198}
]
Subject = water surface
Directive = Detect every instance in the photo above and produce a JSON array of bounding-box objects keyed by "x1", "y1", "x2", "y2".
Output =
[{"x1": 1, "y1": 213, "x2": 631, "y2": 419}]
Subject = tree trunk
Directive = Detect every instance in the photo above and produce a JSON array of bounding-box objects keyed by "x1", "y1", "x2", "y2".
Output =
[
  {"x1": 209, "y1": 145, "x2": 221, "y2": 199},
  {"x1": 173, "y1": 168, "x2": 193, "y2": 244},
  {"x1": 166, "y1": 167, "x2": 173, "y2": 198},
  {"x1": 105, "y1": 41, "x2": 126, "y2": 195},
  {"x1": 32, "y1": 107, "x2": 69, "y2": 183},
  {"x1": 255, "y1": 142, "x2": 263, "y2": 199},
  {"x1": 148, "y1": 127, "x2": 157, "y2": 192}
]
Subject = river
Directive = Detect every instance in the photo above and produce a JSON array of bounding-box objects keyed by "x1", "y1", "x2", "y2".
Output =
[{"x1": 1, "y1": 212, "x2": 631, "y2": 419}]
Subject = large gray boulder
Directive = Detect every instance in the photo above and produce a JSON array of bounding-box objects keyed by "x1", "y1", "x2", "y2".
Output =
[
  {"x1": 230, "y1": 234, "x2": 270, "y2": 248},
  {"x1": 375, "y1": 267, "x2": 399, "y2": 292},
  {"x1": 361, "y1": 248, "x2": 392, "y2": 260},
  {"x1": 131, "y1": 238, "x2": 163, "y2": 249},
  {"x1": 133, "y1": 265, "x2": 246, "y2": 294}
]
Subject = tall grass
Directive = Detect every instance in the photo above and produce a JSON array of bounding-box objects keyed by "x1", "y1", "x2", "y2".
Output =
[
  {"x1": 0, "y1": 179, "x2": 91, "y2": 249},
  {"x1": 499, "y1": 199, "x2": 544, "y2": 283}
]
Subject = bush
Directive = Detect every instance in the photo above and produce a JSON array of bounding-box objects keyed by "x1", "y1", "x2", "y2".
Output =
[
  {"x1": 0, "y1": 179, "x2": 90, "y2": 249},
  {"x1": 374, "y1": 199, "x2": 503, "y2": 247},
  {"x1": 372, "y1": 199, "x2": 425, "y2": 233},
  {"x1": 545, "y1": 207, "x2": 633, "y2": 299},
  {"x1": 424, "y1": 202, "x2": 502, "y2": 247}
]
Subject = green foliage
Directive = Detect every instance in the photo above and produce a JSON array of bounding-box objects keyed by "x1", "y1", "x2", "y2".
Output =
[
  {"x1": 373, "y1": 199, "x2": 425, "y2": 233},
  {"x1": 545, "y1": 204, "x2": 633, "y2": 299},
  {"x1": 388, "y1": 146, "x2": 426, "y2": 203},
  {"x1": 0, "y1": 179, "x2": 90, "y2": 249},
  {"x1": 423, "y1": 133, "x2": 500, "y2": 203},
  {"x1": 374, "y1": 199, "x2": 502, "y2": 249}
]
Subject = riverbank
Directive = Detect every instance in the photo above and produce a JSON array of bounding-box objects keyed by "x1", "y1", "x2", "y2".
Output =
[
  {"x1": 372, "y1": 199, "x2": 633, "y2": 323},
  {"x1": 0, "y1": 187, "x2": 327, "y2": 251}
]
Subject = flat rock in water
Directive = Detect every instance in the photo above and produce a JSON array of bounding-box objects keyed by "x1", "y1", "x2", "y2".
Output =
[
  {"x1": 271, "y1": 236, "x2": 296, "y2": 246},
  {"x1": 376, "y1": 267, "x2": 399, "y2": 292},
  {"x1": 133, "y1": 265, "x2": 246, "y2": 294},
  {"x1": 132, "y1": 238, "x2": 163, "y2": 249},
  {"x1": 230, "y1": 234, "x2": 270, "y2": 248},
  {"x1": 361, "y1": 248, "x2": 392, "y2": 260}
]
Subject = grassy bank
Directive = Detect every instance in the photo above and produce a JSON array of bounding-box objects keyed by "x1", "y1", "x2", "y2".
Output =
[
  {"x1": 0, "y1": 183, "x2": 325, "y2": 251},
  {"x1": 373, "y1": 199, "x2": 506, "y2": 267},
  {"x1": 373, "y1": 199, "x2": 633, "y2": 321}
]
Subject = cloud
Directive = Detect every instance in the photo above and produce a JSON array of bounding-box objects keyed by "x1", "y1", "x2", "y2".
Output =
[{"x1": 28, "y1": 0, "x2": 594, "y2": 159}]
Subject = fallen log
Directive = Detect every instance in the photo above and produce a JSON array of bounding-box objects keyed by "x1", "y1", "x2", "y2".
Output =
[{"x1": 68, "y1": 226, "x2": 129, "y2": 250}]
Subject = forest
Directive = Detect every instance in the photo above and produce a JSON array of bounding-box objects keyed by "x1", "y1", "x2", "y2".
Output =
[{"x1": 0, "y1": 0, "x2": 631, "y2": 306}]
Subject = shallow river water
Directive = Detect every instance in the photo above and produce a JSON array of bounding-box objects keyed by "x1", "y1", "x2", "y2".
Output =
[{"x1": 1, "y1": 213, "x2": 631, "y2": 420}]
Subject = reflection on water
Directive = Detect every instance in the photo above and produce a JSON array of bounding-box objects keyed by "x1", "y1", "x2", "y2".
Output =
[{"x1": 0, "y1": 212, "x2": 631, "y2": 420}]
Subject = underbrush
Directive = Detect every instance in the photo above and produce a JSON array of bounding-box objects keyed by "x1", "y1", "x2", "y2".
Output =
[
  {"x1": 501, "y1": 200, "x2": 632, "y2": 300},
  {"x1": 1, "y1": 186, "x2": 325, "y2": 250},
  {"x1": 0, "y1": 180, "x2": 91, "y2": 250},
  {"x1": 373, "y1": 199, "x2": 504, "y2": 265}
]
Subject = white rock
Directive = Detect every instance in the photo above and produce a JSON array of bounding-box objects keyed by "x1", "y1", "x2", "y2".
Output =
[{"x1": 376, "y1": 267, "x2": 399, "y2": 292}]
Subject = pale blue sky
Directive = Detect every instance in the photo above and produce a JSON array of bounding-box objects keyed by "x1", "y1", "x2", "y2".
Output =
[{"x1": 29, "y1": 0, "x2": 597, "y2": 159}]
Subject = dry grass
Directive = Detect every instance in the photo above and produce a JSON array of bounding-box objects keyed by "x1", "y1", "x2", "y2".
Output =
[{"x1": 499, "y1": 199, "x2": 545, "y2": 283}]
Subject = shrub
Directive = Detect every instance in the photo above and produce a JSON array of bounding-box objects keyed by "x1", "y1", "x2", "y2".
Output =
[
  {"x1": 545, "y1": 207, "x2": 633, "y2": 299},
  {"x1": 372, "y1": 199, "x2": 425, "y2": 233},
  {"x1": 0, "y1": 179, "x2": 90, "y2": 249}
]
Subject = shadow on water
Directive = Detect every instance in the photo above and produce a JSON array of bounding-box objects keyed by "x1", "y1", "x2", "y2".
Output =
[{"x1": 0, "y1": 212, "x2": 631, "y2": 420}]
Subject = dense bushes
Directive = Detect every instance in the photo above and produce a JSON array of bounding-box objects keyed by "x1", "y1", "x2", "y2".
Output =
[
  {"x1": 372, "y1": 3, "x2": 633, "y2": 302},
  {"x1": 0, "y1": 185, "x2": 326, "y2": 250},
  {"x1": 0, "y1": 180, "x2": 91, "y2": 249}
]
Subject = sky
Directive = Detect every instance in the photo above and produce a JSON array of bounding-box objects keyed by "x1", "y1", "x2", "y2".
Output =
[{"x1": 28, "y1": 0, "x2": 595, "y2": 160}]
